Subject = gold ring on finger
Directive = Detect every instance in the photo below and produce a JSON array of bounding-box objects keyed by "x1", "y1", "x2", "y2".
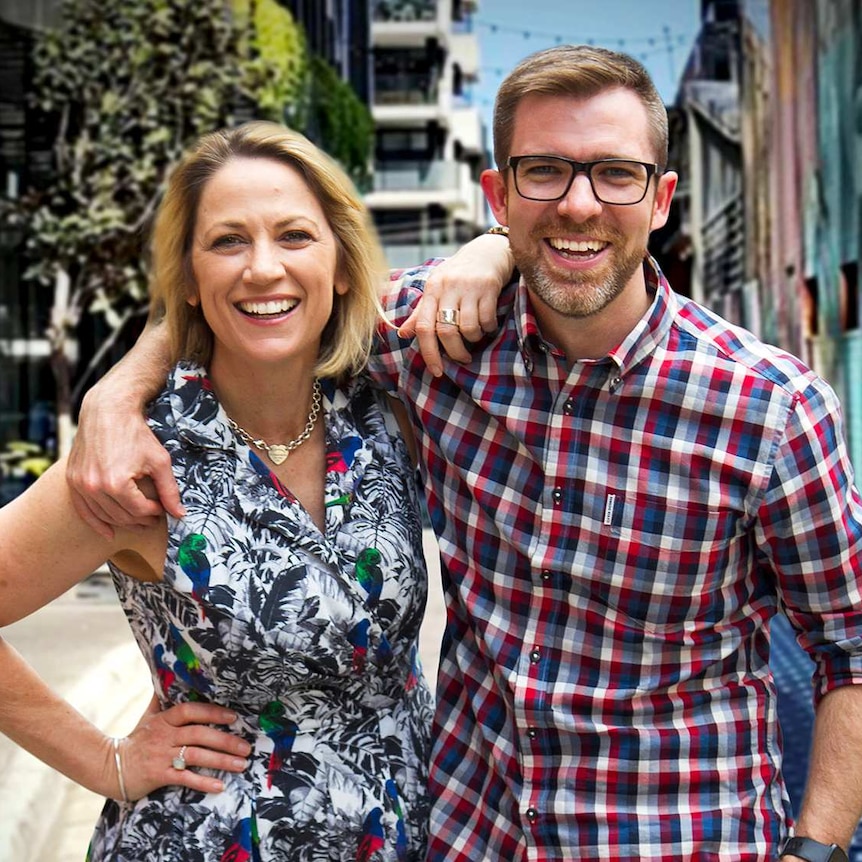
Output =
[{"x1": 436, "y1": 308, "x2": 459, "y2": 326}]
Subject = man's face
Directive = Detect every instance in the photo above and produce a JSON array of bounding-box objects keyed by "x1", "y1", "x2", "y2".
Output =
[{"x1": 481, "y1": 88, "x2": 677, "y2": 339}]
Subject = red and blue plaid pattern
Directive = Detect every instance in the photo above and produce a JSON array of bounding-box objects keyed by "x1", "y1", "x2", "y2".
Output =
[{"x1": 369, "y1": 259, "x2": 862, "y2": 862}]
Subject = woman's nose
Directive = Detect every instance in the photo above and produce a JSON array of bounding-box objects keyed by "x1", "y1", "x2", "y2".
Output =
[{"x1": 243, "y1": 243, "x2": 283, "y2": 284}]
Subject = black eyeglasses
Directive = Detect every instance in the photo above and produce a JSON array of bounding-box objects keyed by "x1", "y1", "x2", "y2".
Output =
[{"x1": 506, "y1": 155, "x2": 662, "y2": 205}]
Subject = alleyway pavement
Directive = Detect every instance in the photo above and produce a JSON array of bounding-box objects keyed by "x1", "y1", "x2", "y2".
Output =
[{"x1": 0, "y1": 574, "x2": 151, "y2": 862}]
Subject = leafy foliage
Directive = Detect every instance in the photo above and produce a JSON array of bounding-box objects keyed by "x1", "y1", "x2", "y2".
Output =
[
  {"x1": 24, "y1": 0, "x2": 265, "y2": 307},
  {"x1": 302, "y1": 55, "x2": 375, "y2": 191},
  {"x1": 232, "y1": 0, "x2": 307, "y2": 120}
]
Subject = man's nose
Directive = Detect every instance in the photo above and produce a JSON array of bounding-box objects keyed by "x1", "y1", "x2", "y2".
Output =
[{"x1": 556, "y1": 172, "x2": 603, "y2": 220}]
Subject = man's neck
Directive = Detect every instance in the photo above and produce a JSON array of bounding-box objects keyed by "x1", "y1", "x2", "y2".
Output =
[{"x1": 530, "y1": 282, "x2": 653, "y2": 366}]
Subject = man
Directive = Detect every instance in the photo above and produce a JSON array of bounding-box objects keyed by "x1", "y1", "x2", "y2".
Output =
[{"x1": 69, "y1": 47, "x2": 862, "y2": 861}]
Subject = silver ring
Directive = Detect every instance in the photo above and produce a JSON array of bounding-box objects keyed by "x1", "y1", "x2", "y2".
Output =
[
  {"x1": 436, "y1": 308, "x2": 459, "y2": 326},
  {"x1": 172, "y1": 745, "x2": 188, "y2": 771}
]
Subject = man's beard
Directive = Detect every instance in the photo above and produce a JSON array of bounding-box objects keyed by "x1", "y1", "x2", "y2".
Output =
[{"x1": 512, "y1": 222, "x2": 646, "y2": 320}]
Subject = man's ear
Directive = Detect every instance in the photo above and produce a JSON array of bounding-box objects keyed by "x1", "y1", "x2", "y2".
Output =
[
  {"x1": 480, "y1": 169, "x2": 509, "y2": 226},
  {"x1": 649, "y1": 170, "x2": 678, "y2": 233}
]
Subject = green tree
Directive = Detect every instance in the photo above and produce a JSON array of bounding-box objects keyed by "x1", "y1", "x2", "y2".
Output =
[
  {"x1": 302, "y1": 55, "x2": 375, "y2": 191},
  {"x1": 11, "y1": 0, "x2": 305, "y2": 454}
]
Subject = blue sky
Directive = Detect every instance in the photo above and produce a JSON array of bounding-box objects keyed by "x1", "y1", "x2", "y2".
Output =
[{"x1": 472, "y1": 0, "x2": 702, "y2": 154}]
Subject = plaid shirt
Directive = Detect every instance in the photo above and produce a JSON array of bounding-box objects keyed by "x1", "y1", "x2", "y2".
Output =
[{"x1": 369, "y1": 258, "x2": 862, "y2": 862}]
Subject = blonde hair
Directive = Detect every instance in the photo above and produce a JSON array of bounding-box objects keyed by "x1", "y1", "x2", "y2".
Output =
[
  {"x1": 493, "y1": 44, "x2": 669, "y2": 170},
  {"x1": 148, "y1": 121, "x2": 387, "y2": 380}
]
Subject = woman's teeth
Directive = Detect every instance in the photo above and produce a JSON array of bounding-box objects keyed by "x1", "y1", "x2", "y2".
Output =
[{"x1": 237, "y1": 299, "x2": 298, "y2": 317}]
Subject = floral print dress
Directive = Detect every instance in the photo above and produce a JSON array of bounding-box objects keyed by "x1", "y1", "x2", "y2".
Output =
[{"x1": 87, "y1": 363, "x2": 434, "y2": 862}]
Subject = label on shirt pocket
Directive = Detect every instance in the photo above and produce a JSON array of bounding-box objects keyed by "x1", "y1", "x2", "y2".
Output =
[{"x1": 596, "y1": 490, "x2": 743, "y2": 633}]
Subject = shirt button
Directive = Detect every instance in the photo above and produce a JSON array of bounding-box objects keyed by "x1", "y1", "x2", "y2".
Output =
[
  {"x1": 551, "y1": 487, "x2": 563, "y2": 505},
  {"x1": 563, "y1": 398, "x2": 574, "y2": 415},
  {"x1": 526, "y1": 726, "x2": 538, "y2": 739},
  {"x1": 529, "y1": 647, "x2": 541, "y2": 663},
  {"x1": 525, "y1": 807, "x2": 539, "y2": 824},
  {"x1": 541, "y1": 569, "x2": 552, "y2": 581}
]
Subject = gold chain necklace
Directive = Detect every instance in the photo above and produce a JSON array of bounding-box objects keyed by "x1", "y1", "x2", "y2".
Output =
[{"x1": 227, "y1": 379, "x2": 322, "y2": 466}]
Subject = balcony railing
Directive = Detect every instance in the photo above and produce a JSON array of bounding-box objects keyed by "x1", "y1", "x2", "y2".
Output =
[
  {"x1": 371, "y1": 161, "x2": 460, "y2": 192},
  {"x1": 374, "y1": 74, "x2": 438, "y2": 106},
  {"x1": 383, "y1": 243, "x2": 462, "y2": 269},
  {"x1": 373, "y1": 0, "x2": 437, "y2": 23},
  {"x1": 702, "y1": 192, "x2": 744, "y2": 300}
]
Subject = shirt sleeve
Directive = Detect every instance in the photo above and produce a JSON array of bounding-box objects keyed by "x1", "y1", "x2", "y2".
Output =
[{"x1": 757, "y1": 372, "x2": 862, "y2": 702}]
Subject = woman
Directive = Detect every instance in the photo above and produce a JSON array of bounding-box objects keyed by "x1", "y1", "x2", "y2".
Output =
[{"x1": 0, "y1": 122, "x2": 434, "y2": 860}]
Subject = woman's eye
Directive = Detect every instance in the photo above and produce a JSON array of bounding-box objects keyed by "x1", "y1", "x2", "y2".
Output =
[
  {"x1": 211, "y1": 235, "x2": 245, "y2": 249},
  {"x1": 282, "y1": 230, "x2": 312, "y2": 243}
]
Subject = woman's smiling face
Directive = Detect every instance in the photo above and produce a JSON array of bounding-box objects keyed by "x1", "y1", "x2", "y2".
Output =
[{"x1": 189, "y1": 155, "x2": 346, "y2": 373}]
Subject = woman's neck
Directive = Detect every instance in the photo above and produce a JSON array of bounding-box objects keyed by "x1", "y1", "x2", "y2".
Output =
[{"x1": 207, "y1": 355, "x2": 321, "y2": 442}]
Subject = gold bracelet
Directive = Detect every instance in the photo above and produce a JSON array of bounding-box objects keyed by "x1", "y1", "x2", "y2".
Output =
[
  {"x1": 486, "y1": 225, "x2": 509, "y2": 237},
  {"x1": 113, "y1": 736, "x2": 129, "y2": 803}
]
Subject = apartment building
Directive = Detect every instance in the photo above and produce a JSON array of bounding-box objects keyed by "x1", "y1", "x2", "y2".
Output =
[{"x1": 366, "y1": 0, "x2": 488, "y2": 268}]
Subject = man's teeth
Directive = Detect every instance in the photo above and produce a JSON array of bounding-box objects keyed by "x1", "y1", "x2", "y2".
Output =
[
  {"x1": 238, "y1": 299, "x2": 298, "y2": 315},
  {"x1": 549, "y1": 238, "x2": 606, "y2": 252}
]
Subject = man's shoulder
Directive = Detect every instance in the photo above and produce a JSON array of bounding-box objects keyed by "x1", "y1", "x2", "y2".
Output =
[{"x1": 671, "y1": 294, "x2": 817, "y2": 394}]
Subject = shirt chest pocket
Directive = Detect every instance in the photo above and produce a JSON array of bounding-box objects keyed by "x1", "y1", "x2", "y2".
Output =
[{"x1": 592, "y1": 491, "x2": 747, "y2": 633}]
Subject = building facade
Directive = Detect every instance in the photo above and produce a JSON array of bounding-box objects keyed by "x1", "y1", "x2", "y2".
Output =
[
  {"x1": 671, "y1": 0, "x2": 862, "y2": 474},
  {"x1": 0, "y1": 7, "x2": 58, "y2": 455},
  {"x1": 365, "y1": 0, "x2": 488, "y2": 268}
]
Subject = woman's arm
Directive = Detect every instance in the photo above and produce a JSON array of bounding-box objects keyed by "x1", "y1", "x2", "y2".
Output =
[
  {"x1": 0, "y1": 642, "x2": 247, "y2": 800},
  {"x1": 1, "y1": 459, "x2": 129, "y2": 623},
  {"x1": 0, "y1": 463, "x2": 250, "y2": 799}
]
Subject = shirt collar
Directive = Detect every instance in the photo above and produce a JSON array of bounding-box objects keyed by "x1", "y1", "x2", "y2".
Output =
[{"x1": 515, "y1": 255, "x2": 676, "y2": 377}]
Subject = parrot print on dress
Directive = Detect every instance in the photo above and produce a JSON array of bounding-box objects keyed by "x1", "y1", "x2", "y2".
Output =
[
  {"x1": 178, "y1": 532, "x2": 210, "y2": 604},
  {"x1": 327, "y1": 435, "x2": 362, "y2": 473},
  {"x1": 168, "y1": 623, "x2": 212, "y2": 696},
  {"x1": 386, "y1": 779, "x2": 409, "y2": 861},
  {"x1": 355, "y1": 547, "x2": 383, "y2": 609},
  {"x1": 219, "y1": 816, "x2": 255, "y2": 862},
  {"x1": 356, "y1": 808, "x2": 385, "y2": 862},
  {"x1": 259, "y1": 701, "x2": 298, "y2": 789},
  {"x1": 348, "y1": 619, "x2": 371, "y2": 672}
]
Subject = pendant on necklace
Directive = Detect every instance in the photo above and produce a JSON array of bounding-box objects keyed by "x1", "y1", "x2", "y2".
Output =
[{"x1": 267, "y1": 445, "x2": 289, "y2": 465}]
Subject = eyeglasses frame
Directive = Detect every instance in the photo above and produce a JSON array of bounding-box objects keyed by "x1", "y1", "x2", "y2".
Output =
[{"x1": 505, "y1": 155, "x2": 663, "y2": 205}]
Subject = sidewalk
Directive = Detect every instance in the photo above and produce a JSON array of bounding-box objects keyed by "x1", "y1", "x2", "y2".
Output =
[
  {"x1": 0, "y1": 531, "x2": 445, "y2": 862},
  {"x1": 0, "y1": 574, "x2": 152, "y2": 862}
]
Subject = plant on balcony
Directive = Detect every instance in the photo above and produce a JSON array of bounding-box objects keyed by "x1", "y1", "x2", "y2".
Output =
[
  {"x1": 298, "y1": 55, "x2": 375, "y2": 191},
  {"x1": 232, "y1": 0, "x2": 307, "y2": 119}
]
